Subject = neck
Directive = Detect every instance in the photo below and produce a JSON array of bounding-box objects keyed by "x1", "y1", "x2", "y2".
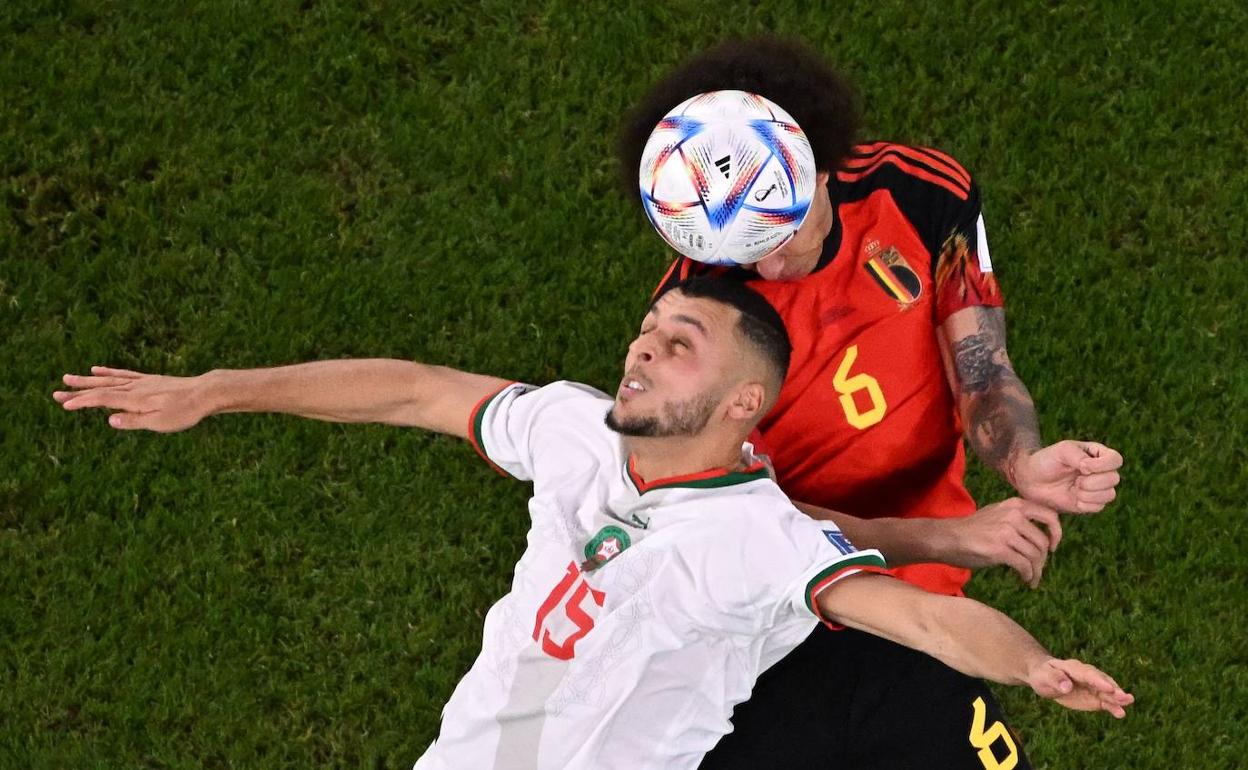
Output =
[{"x1": 624, "y1": 433, "x2": 746, "y2": 482}]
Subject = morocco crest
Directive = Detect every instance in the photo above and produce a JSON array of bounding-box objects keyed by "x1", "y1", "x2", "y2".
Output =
[{"x1": 581, "y1": 525, "x2": 632, "y2": 572}]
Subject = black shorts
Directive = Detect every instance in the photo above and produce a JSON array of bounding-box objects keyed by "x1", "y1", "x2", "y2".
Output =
[{"x1": 699, "y1": 625, "x2": 1033, "y2": 770}]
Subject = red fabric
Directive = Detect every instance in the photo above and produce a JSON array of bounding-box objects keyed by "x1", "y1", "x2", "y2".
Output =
[
  {"x1": 748, "y1": 191, "x2": 977, "y2": 595},
  {"x1": 654, "y1": 147, "x2": 1005, "y2": 597}
]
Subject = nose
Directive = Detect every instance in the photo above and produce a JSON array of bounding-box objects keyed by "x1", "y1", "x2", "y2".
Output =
[{"x1": 627, "y1": 333, "x2": 658, "y2": 365}]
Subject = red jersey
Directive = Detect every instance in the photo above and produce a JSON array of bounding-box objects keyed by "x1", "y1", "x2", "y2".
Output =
[{"x1": 655, "y1": 142, "x2": 1003, "y2": 596}]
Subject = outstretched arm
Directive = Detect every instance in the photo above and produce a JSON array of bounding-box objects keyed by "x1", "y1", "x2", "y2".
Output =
[
  {"x1": 817, "y1": 573, "x2": 1133, "y2": 717},
  {"x1": 938, "y1": 306, "x2": 1123, "y2": 513},
  {"x1": 53, "y1": 361, "x2": 509, "y2": 437}
]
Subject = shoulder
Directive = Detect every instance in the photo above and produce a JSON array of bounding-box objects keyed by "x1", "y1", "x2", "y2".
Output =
[
  {"x1": 513, "y1": 380, "x2": 614, "y2": 427},
  {"x1": 471, "y1": 380, "x2": 618, "y2": 480},
  {"x1": 473, "y1": 380, "x2": 613, "y2": 445},
  {"x1": 540, "y1": 380, "x2": 613, "y2": 404},
  {"x1": 835, "y1": 141, "x2": 983, "y2": 262},
  {"x1": 836, "y1": 141, "x2": 975, "y2": 205},
  {"x1": 699, "y1": 486, "x2": 811, "y2": 546}
]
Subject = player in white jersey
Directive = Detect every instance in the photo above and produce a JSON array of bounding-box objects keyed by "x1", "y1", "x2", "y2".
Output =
[
  {"x1": 55, "y1": 277, "x2": 1133, "y2": 769},
  {"x1": 435, "y1": 378, "x2": 885, "y2": 768}
]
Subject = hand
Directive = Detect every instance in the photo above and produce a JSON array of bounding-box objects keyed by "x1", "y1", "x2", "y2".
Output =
[
  {"x1": 1027, "y1": 658, "x2": 1134, "y2": 718},
  {"x1": 1012, "y1": 440, "x2": 1123, "y2": 513},
  {"x1": 53, "y1": 365, "x2": 211, "y2": 433},
  {"x1": 940, "y1": 498, "x2": 1062, "y2": 588}
]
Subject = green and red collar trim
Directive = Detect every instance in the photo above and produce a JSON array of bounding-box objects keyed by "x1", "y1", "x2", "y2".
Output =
[{"x1": 625, "y1": 455, "x2": 771, "y2": 495}]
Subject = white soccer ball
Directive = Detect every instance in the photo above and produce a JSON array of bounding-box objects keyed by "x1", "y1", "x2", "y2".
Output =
[{"x1": 638, "y1": 90, "x2": 817, "y2": 265}]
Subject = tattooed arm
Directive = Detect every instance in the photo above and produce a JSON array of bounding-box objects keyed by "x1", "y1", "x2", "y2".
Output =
[
  {"x1": 938, "y1": 306, "x2": 1124, "y2": 513},
  {"x1": 938, "y1": 306, "x2": 1041, "y2": 483}
]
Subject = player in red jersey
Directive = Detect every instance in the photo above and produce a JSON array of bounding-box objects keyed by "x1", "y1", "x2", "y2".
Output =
[{"x1": 617, "y1": 38, "x2": 1124, "y2": 769}]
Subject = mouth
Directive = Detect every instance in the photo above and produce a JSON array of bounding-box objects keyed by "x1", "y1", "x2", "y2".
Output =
[{"x1": 617, "y1": 372, "x2": 650, "y2": 400}]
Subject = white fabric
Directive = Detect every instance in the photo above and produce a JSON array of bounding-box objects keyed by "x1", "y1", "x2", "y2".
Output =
[
  {"x1": 975, "y1": 212, "x2": 993, "y2": 273},
  {"x1": 415, "y1": 381, "x2": 883, "y2": 770}
]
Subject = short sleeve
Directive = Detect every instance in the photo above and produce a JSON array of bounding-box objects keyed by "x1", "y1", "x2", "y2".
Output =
[
  {"x1": 933, "y1": 182, "x2": 1005, "y2": 323},
  {"x1": 774, "y1": 515, "x2": 889, "y2": 630},
  {"x1": 467, "y1": 381, "x2": 608, "y2": 481}
]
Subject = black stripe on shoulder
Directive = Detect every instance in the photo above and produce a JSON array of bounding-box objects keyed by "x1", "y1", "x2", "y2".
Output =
[
  {"x1": 908, "y1": 146, "x2": 972, "y2": 187},
  {"x1": 844, "y1": 149, "x2": 970, "y2": 199}
]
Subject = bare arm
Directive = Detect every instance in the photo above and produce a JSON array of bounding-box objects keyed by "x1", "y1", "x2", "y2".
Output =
[
  {"x1": 938, "y1": 306, "x2": 1124, "y2": 513},
  {"x1": 795, "y1": 501, "x2": 947, "y2": 566},
  {"x1": 938, "y1": 306, "x2": 1040, "y2": 483},
  {"x1": 817, "y1": 573, "x2": 1133, "y2": 717},
  {"x1": 53, "y1": 361, "x2": 510, "y2": 438},
  {"x1": 795, "y1": 499, "x2": 1062, "y2": 589}
]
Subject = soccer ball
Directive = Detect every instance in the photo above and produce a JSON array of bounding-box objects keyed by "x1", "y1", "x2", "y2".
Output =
[{"x1": 638, "y1": 90, "x2": 817, "y2": 265}]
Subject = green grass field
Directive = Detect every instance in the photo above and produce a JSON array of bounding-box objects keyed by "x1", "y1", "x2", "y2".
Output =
[{"x1": 3, "y1": 1, "x2": 1246, "y2": 767}]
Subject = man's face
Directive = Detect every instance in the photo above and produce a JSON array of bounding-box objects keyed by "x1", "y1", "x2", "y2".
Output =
[
  {"x1": 747, "y1": 171, "x2": 833, "y2": 282},
  {"x1": 606, "y1": 291, "x2": 740, "y2": 438}
]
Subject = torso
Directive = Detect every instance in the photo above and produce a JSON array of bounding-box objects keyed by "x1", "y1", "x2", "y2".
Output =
[
  {"x1": 658, "y1": 142, "x2": 1000, "y2": 596},
  {"x1": 420, "y1": 383, "x2": 881, "y2": 770}
]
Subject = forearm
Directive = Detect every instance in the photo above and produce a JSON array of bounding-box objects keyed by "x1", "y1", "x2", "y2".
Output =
[
  {"x1": 201, "y1": 359, "x2": 473, "y2": 429},
  {"x1": 962, "y1": 377, "x2": 1042, "y2": 486},
  {"x1": 795, "y1": 502, "x2": 946, "y2": 566},
  {"x1": 942, "y1": 307, "x2": 1042, "y2": 485},
  {"x1": 914, "y1": 593, "x2": 1050, "y2": 685},
  {"x1": 821, "y1": 574, "x2": 1050, "y2": 686},
  {"x1": 56, "y1": 359, "x2": 509, "y2": 435}
]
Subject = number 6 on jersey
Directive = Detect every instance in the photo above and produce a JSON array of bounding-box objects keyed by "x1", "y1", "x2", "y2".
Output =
[{"x1": 832, "y1": 345, "x2": 887, "y2": 429}]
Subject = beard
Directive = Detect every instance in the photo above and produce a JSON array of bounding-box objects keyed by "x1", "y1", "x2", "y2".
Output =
[{"x1": 605, "y1": 391, "x2": 720, "y2": 438}]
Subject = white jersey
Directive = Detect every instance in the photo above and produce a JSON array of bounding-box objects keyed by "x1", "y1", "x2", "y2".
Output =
[{"x1": 414, "y1": 382, "x2": 886, "y2": 770}]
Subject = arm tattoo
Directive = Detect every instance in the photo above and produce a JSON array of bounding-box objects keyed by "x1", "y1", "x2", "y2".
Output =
[
  {"x1": 953, "y1": 332, "x2": 1010, "y2": 394},
  {"x1": 951, "y1": 308, "x2": 1041, "y2": 481}
]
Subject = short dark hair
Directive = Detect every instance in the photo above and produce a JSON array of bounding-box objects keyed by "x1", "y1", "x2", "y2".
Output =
[
  {"x1": 618, "y1": 36, "x2": 860, "y2": 194},
  {"x1": 657, "y1": 276, "x2": 791, "y2": 386}
]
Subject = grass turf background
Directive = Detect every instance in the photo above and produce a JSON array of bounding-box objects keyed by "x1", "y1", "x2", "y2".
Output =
[{"x1": 2, "y1": 0, "x2": 1246, "y2": 767}]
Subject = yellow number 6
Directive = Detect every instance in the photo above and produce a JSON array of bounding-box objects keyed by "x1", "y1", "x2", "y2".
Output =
[
  {"x1": 832, "y1": 345, "x2": 887, "y2": 429},
  {"x1": 969, "y1": 696, "x2": 1019, "y2": 770}
]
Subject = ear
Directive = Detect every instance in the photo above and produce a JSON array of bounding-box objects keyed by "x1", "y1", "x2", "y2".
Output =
[
  {"x1": 816, "y1": 170, "x2": 830, "y2": 186},
  {"x1": 725, "y1": 382, "x2": 767, "y2": 422}
]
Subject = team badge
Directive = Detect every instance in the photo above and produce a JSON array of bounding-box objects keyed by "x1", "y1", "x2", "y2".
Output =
[
  {"x1": 581, "y1": 525, "x2": 632, "y2": 572},
  {"x1": 863, "y1": 240, "x2": 922, "y2": 309}
]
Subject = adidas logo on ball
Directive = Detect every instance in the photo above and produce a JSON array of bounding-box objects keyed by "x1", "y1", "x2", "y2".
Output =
[{"x1": 638, "y1": 90, "x2": 816, "y2": 266}]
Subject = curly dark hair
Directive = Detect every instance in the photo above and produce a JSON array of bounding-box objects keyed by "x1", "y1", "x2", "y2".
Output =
[{"x1": 617, "y1": 36, "x2": 861, "y2": 194}]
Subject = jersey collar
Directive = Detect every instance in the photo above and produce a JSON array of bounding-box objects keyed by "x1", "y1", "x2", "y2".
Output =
[{"x1": 624, "y1": 455, "x2": 771, "y2": 496}]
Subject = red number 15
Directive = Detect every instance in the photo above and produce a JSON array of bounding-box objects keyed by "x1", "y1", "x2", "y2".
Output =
[{"x1": 532, "y1": 561, "x2": 605, "y2": 660}]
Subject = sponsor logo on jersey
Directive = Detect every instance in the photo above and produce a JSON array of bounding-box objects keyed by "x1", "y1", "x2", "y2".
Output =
[
  {"x1": 863, "y1": 240, "x2": 922, "y2": 309},
  {"x1": 822, "y1": 529, "x2": 856, "y2": 555},
  {"x1": 581, "y1": 525, "x2": 632, "y2": 572}
]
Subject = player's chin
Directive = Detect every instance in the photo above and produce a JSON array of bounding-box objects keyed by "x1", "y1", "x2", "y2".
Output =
[
  {"x1": 754, "y1": 253, "x2": 805, "y2": 282},
  {"x1": 604, "y1": 403, "x2": 633, "y2": 432},
  {"x1": 604, "y1": 405, "x2": 660, "y2": 438}
]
